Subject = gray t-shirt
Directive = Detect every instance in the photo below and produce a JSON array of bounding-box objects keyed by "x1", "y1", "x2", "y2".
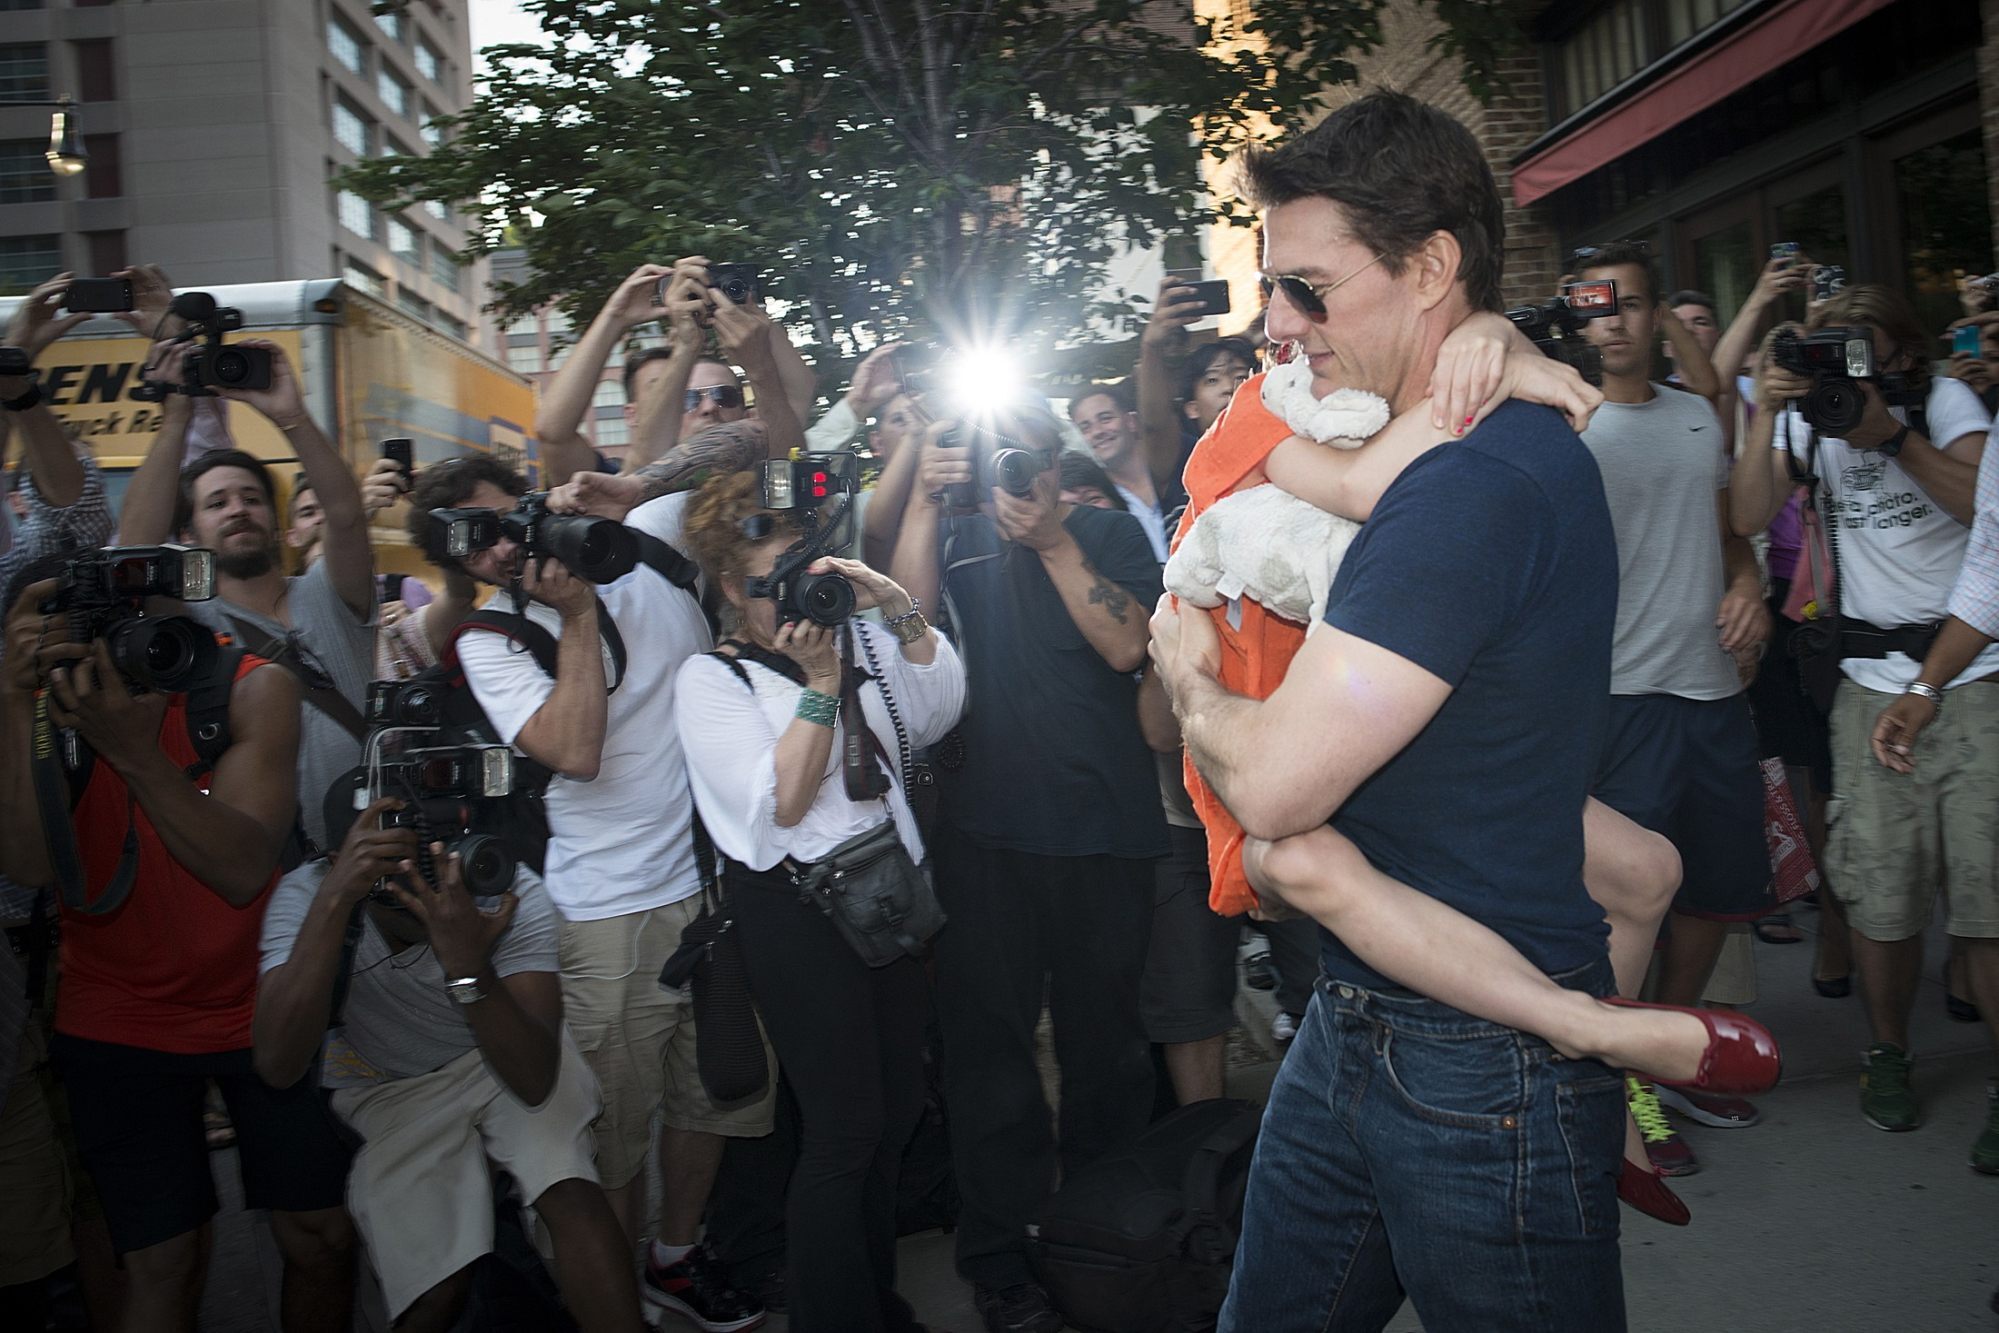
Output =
[
  {"x1": 258, "y1": 862, "x2": 560, "y2": 1088},
  {"x1": 186, "y1": 560, "x2": 376, "y2": 848},
  {"x1": 1578, "y1": 386, "x2": 1741, "y2": 700}
]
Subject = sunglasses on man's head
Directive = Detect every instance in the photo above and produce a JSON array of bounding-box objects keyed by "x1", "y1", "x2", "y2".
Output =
[
  {"x1": 1256, "y1": 252, "x2": 1388, "y2": 323},
  {"x1": 1567, "y1": 240, "x2": 1650, "y2": 268},
  {"x1": 683, "y1": 385, "x2": 744, "y2": 413}
]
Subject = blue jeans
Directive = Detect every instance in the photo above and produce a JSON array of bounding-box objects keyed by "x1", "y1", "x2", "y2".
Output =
[{"x1": 1221, "y1": 959, "x2": 1626, "y2": 1332}]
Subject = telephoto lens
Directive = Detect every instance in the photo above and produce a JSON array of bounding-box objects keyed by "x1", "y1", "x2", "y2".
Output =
[
  {"x1": 990, "y1": 447, "x2": 1045, "y2": 498},
  {"x1": 448, "y1": 832, "x2": 517, "y2": 897},
  {"x1": 105, "y1": 614, "x2": 218, "y2": 693},
  {"x1": 791, "y1": 571, "x2": 856, "y2": 627},
  {"x1": 537, "y1": 513, "x2": 639, "y2": 584}
]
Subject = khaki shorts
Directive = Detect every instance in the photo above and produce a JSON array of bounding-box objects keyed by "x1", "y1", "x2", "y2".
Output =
[
  {"x1": 331, "y1": 1035, "x2": 601, "y2": 1321},
  {"x1": 559, "y1": 899, "x2": 776, "y2": 1188},
  {"x1": 0, "y1": 1025, "x2": 74, "y2": 1286},
  {"x1": 1826, "y1": 679, "x2": 1999, "y2": 941}
]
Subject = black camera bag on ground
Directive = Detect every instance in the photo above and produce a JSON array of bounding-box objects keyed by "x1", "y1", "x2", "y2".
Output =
[{"x1": 1027, "y1": 1097, "x2": 1262, "y2": 1333}]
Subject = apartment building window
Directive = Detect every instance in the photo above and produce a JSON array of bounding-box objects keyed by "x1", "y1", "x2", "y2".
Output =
[
  {"x1": 397, "y1": 289, "x2": 432, "y2": 321},
  {"x1": 337, "y1": 189, "x2": 376, "y2": 240},
  {"x1": 333, "y1": 98, "x2": 371, "y2": 156},
  {"x1": 419, "y1": 108, "x2": 445, "y2": 148},
  {"x1": 378, "y1": 67, "x2": 410, "y2": 118},
  {"x1": 382, "y1": 134, "x2": 412, "y2": 158},
  {"x1": 375, "y1": 9, "x2": 406, "y2": 44},
  {"x1": 594, "y1": 416, "x2": 629, "y2": 448},
  {"x1": 415, "y1": 39, "x2": 441, "y2": 83},
  {"x1": 387, "y1": 216, "x2": 421, "y2": 266},
  {"x1": 82, "y1": 133, "x2": 120, "y2": 197},
  {"x1": 423, "y1": 198, "x2": 450, "y2": 223},
  {"x1": 436, "y1": 311, "x2": 467, "y2": 340},
  {"x1": 503, "y1": 313, "x2": 537, "y2": 336},
  {"x1": 0, "y1": 235, "x2": 63, "y2": 294},
  {"x1": 505, "y1": 342, "x2": 542, "y2": 373},
  {"x1": 0, "y1": 139, "x2": 55, "y2": 203},
  {"x1": 0, "y1": 44, "x2": 51, "y2": 101},
  {"x1": 328, "y1": 16, "x2": 364, "y2": 74},
  {"x1": 429, "y1": 244, "x2": 460, "y2": 293},
  {"x1": 74, "y1": 39, "x2": 114, "y2": 102},
  {"x1": 592, "y1": 379, "x2": 625, "y2": 411},
  {"x1": 342, "y1": 257, "x2": 384, "y2": 296}
]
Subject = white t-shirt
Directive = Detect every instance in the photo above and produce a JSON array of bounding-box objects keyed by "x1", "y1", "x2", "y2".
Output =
[
  {"x1": 1112, "y1": 483, "x2": 1170, "y2": 563},
  {"x1": 457, "y1": 495, "x2": 713, "y2": 920},
  {"x1": 1773, "y1": 376, "x2": 1999, "y2": 692},
  {"x1": 674, "y1": 621, "x2": 965, "y2": 872}
]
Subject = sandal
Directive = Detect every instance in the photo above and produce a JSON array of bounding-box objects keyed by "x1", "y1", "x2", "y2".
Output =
[{"x1": 1754, "y1": 913, "x2": 1803, "y2": 945}]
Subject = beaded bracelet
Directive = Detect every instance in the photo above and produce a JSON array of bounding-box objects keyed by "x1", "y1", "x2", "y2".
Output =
[{"x1": 795, "y1": 688, "x2": 839, "y2": 728}]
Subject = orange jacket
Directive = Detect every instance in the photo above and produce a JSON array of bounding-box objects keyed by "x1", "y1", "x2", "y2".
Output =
[{"x1": 1170, "y1": 373, "x2": 1309, "y2": 917}]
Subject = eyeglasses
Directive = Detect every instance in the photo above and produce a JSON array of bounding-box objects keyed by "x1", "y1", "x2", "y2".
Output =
[
  {"x1": 1567, "y1": 240, "x2": 1650, "y2": 268},
  {"x1": 1257, "y1": 252, "x2": 1388, "y2": 322},
  {"x1": 683, "y1": 385, "x2": 744, "y2": 413}
]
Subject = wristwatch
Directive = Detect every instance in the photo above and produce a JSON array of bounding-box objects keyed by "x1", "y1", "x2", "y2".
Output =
[
  {"x1": 1876, "y1": 424, "x2": 1910, "y2": 458},
  {"x1": 445, "y1": 975, "x2": 487, "y2": 1005},
  {"x1": 0, "y1": 375, "x2": 43, "y2": 413}
]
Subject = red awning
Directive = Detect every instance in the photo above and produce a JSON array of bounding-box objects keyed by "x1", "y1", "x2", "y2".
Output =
[{"x1": 1512, "y1": 0, "x2": 1900, "y2": 207}]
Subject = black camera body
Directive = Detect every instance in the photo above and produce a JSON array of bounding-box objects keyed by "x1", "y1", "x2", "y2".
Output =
[
  {"x1": 426, "y1": 491, "x2": 638, "y2": 585},
  {"x1": 937, "y1": 422, "x2": 1050, "y2": 507},
  {"x1": 1769, "y1": 325, "x2": 1888, "y2": 435},
  {"x1": 1505, "y1": 279, "x2": 1618, "y2": 387},
  {"x1": 139, "y1": 292, "x2": 272, "y2": 398},
  {"x1": 373, "y1": 744, "x2": 519, "y2": 897},
  {"x1": 366, "y1": 678, "x2": 443, "y2": 729},
  {"x1": 43, "y1": 545, "x2": 218, "y2": 693},
  {"x1": 747, "y1": 452, "x2": 861, "y2": 627},
  {"x1": 708, "y1": 262, "x2": 761, "y2": 306}
]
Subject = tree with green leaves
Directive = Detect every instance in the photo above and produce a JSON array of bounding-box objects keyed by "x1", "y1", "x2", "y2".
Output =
[{"x1": 346, "y1": 0, "x2": 1529, "y2": 379}]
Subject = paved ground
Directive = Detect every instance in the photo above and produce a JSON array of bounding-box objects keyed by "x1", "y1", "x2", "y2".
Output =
[{"x1": 193, "y1": 903, "x2": 1998, "y2": 1331}]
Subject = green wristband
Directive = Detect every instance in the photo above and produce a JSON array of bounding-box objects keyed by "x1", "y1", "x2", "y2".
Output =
[{"x1": 795, "y1": 688, "x2": 839, "y2": 728}]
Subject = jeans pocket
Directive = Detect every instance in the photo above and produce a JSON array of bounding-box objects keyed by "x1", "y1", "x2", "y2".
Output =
[
  {"x1": 1377, "y1": 1026, "x2": 1525, "y2": 1130},
  {"x1": 1553, "y1": 1069, "x2": 1625, "y2": 1239}
]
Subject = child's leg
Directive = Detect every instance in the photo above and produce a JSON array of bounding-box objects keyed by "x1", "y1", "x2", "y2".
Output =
[{"x1": 1579, "y1": 796, "x2": 1681, "y2": 999}]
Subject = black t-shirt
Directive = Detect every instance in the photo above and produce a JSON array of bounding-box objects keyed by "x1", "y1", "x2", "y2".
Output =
[
  {"x1": 1318, "y1": 401, "x2": 1619, "y2": 985},
  {"x1": 934, "y1": 505, "x2": 1168, "y2": 859}
]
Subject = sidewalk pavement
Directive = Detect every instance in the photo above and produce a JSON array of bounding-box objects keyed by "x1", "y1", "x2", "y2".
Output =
[{"x1": 198, "y1": 905, "x2": 1997, "y2": 1332}]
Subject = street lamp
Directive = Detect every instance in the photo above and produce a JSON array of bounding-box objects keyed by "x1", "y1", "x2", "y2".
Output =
[{"x1": 45, "y1": 98, "x2": 87, "y2": 176}]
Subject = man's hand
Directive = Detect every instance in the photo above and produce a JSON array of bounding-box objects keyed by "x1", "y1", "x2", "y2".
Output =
[
  {"x1": 213, "y1": 339, "x2": 309, "y2": 428},
  {"x1": 914, "y1": 423, "x2": 974, "y2": 506},
  {"x1": 990, "y1": 469, "x2": 1067, "y2": 552},
  {"x1": 7, "y1": 273, "x2": 89, "y2": 362},
  {"x1": 843, "y1": 342, "x2": 905, "y2": 417},
  {"x1": 1716, "y1": 586, "x2": 1770, "y2": 655},
  {"x1": 388, "y1": 846, "x2": 519, "y2": 980},
  {"x1": 4, "y1": 579, "x2": 62, "y2": 696},
  {"x1": 1753, "y1": 325, "x2": 1813, "y2": 412},
  {"x1": 141, "y1": 339, "x2": 195, "y2": 409},
  {"x1": 113, "y1": 264, "x2": 177, "y2": 338},
  {"x1": 656, "y1": 256, "x2": 711, "y2": 350},
  {"x1": 321, "y1": 800, "x2": 422, "y2": 906},
  {"x1": 1840, "y1": 377, "x2": 1903, "y2": 451},
  {"x1": 1148, "y1": 593, "x2": 1222, "y2": 705},
  {"x1": 1746, "y1": 256, "x2": 1808, "y2": 314},
  {"x1": 1870, "y1": 693, "x2": 1937, "y2": 775},
  {"x1": 521, "y1": 558, "x2": 596, "y2": 620},
  {"x1": 1947, "y1": 351, "x2": 1993, "y2": 395},
  {"x1": 45, "y1": 641, "x2": 170, "y2": 773},
  {"x1": 360, "y1": 456, "x2": 410, "y2": 520},
  {"x1": 1139, "y1": 276, "x2": 1210, "y2": 356},
  {"x1": 709, "y1": 290, "x2": 775, "y2": 375},
  {"x1": 546, "y1": 470, "x2": 645, "y2": 522},
  {"x1": 601, "y1": 263, "x2": 673, "y2": 332}
]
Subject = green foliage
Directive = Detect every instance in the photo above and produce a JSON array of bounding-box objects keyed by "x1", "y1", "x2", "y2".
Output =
[{"x1": 341, "y1": 0, "x2": 1526, "y2": 371}]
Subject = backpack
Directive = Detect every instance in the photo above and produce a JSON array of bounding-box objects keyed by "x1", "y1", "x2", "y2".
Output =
[{"x1": 1026, "y1": 1098, "x2": 1263, "y2": 1333}]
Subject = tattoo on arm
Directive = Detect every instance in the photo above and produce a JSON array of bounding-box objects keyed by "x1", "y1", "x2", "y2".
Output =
[
  {"x1": 1085, "y1": 562, "x2": 1131, "y2": 624},
  {"x1": 633, "y1": 420, "x2": 769, "y2": 500}
]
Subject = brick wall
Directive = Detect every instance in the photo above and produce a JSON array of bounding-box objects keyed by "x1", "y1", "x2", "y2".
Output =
[{"x1": 1340, "y1": 2, "x2": 1561, "y2": 306}]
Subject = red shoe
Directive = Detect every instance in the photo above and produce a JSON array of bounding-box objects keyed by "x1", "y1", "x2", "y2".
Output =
[
  {"x1": 1607, "y1": 998, "x2": 1782, "y2": 1096},
  {"x1": 1618, "y1": 1157, "x2": 1690, "y2": 1226}
]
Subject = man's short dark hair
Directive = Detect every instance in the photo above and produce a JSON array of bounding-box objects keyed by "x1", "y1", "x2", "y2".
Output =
[
  {"x1": 1237, "y1": 89, "x2": 1505, "y2": 313},
  {"x1": 621, "y1": 347, "x2": 677, "y2": 402},
  {"x1": 1177, "y1": 337, "x2": 1257, "y2": 404},
  {"x1": 1057, "y1": 452, "x2": 1127, "y2": 510},
  {"x1": 405, "y1": 454, "x2": 529, "y2": 568},
  {"x1": 1070, "y1": 381, "x2": 1134, "y2": 417},
  {"x1": 1668, "y1": 290, "x2": 1716, "y2": 316},
  {"x1": 1575, "y1": 242, "x2": 1657, "y2": 305},
  {"x1": 176, "y1": 450, "x2": 276, "y2": 534}
]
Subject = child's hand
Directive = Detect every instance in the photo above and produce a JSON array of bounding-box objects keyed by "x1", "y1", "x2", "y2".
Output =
[
  {"x1": 1430, "y1": 312, "x2": 1511, "y2": 435},
  {"x1": 1491, "y1": 351, "x2": 1602, "y2": 434}
]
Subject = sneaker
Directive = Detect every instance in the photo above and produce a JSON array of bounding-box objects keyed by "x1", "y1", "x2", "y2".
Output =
[
  {"x1": 643, "y1": 1243, "x2": 766, "y2": 1332},
  {"x1": 1628, "y1": 1077, "x2": 1699, "y2": 1176},
  {"x1": 1860, "y1": 1043, "x2": 1920, "y2": 1133},
  {"x1": 1654, "y1": 1086, "x2": 1761, "y2": 1128},
  {"x1": 1972, "y1": 1080, "x2": 1999, "y2": 1175},
  {"x1": 1271, "y1": 1011, "x2": 1299, "y2": 1044},
  {"x1": 973, "y1": 1282, "x2": 1063, "y2": 1333}
]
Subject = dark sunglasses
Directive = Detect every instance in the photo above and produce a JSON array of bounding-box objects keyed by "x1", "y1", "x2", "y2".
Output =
[
  {"x1": 683, "y1": 384, "x2": 744, "y2": 413},
  {"x1": 1256, "y1": 252, "x2": 1386, "y2": 323},
  {"x1": 1567, "y1": 240, "x2": 1650, "y2": 268}
]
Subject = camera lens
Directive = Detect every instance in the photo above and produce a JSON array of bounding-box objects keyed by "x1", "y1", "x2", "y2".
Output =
[
  {"x1": 723, "y1": 277, "x2": 752, "y2": 304},
  {"x1": 212, "y1": 349, "x2": 251, "y2": 386},
  {"x1": 796, "y1": 572, "x2": 856, "y2": 627},
  {"x1": 540, "y1": 514, "x2": 638, "y2": 584},
  {"x1": 395, "y1": 685, "x2": 439, "y2": 728},
  {"x1": 1805, "y1": 380, "x2": 1864, "y2": 435},
  {"x1": 106, "y1": 614, "x2": 218, "y2": 693},
  {"x1": 992, "y1": 448, "x2": 1043, "y2": 498},
  {"x1": 449, "y1": 833, "x2": 516, "y2": 897}
]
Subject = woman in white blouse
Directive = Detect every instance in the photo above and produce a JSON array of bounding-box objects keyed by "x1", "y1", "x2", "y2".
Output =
[{"x1": 673, "y1": 471, "x2": 965, "y2": 1333}]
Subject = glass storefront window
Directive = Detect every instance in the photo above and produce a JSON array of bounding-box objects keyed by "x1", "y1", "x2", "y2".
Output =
[
  {"x1": 1692, "y1": 219, "x2": 1755, "y2": 328},
  {"x1": 1894, "y1": 127, "x2": 1994, "y2": 339}
]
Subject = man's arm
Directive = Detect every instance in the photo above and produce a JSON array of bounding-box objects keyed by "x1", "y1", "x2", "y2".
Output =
[
  {"x1": 1658, "y1": 304, "x2": 1720, "y2": 401},
  {"x1": 620, "y1": 261, "x2": 712, "y2": 472},
  {"x1": 4, "y1": 273, "x2": 92, "y2": 506},
  {"x1": 1729, "y1": 356, "x2": 1806, "y2": 537},
  {"x1": 1870, "y1": 615, "x2": 1996, "y2": 774},
  {"x1": 117, "y1": 344, "x2": 197, "y2": 544},
  {"x1": 864, "y1": 433, "x2": 924, "y2": 571},
  {"x1": 461, "y1": 563, "x2": 606, "y2": 781},
  {"x1": 1031, "y1": 523, "x2": 1153, "y2": 673},
  {"x1": 709, "y1": 295, "x2": 804, "y2": 460},
  {"x1": 1716, "y1": 492, "x2": 1770, "y2": 655},
  {"x1": 535, "y1": 263, "x2": 677, "y2": 486},
  {"x1": 1843, "y1": 382, "x2": 1985, "y2": 525},
  {"x1": 1136, "y1": 278, "x2": 1211, "y2": 491}
]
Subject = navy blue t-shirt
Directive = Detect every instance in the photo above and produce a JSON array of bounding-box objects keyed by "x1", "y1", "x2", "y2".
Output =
[{"x1": 1317, "y1": 400, "x2": 1618, "y2": 987}]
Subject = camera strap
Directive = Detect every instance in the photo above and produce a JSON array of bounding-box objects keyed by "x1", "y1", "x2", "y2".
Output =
[
  {"x1": 221, "y1": 615, "x2": 368, "y2": 742},
  {"x1": 29, "y1": 688, "x2": 142, "y2": 917}
]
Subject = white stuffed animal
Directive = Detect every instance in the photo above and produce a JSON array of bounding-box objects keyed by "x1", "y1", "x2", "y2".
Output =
[{"x1": 1164, "y1": 361, "x2": 1391, "y2": 630}]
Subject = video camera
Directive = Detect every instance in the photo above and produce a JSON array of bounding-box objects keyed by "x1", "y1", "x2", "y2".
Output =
[
  {"x1": 41, "y1": 545, "x2": 218, "y2": 693},
  {"x1": 368, "y1": 743, "x2": 520, "y2": 898},
  {"x1": 747, "y1": 451, "x2": 861, "y2": 627},
  {"x1": 138, "y1": 292, "x2": 273, "y2": 398},
  {"x1": 426, "y1": 491, "x2": 638, "y2": 585},
  {"x1": 1768, "y1": 325, "x2": 1922, "y2": 435},
  {"x1": 1505, "y1": 280, "x2": 1619, "y2": 387}
]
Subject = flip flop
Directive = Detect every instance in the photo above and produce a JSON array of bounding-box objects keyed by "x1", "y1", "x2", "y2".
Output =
[{"x1": 1754, "y1": 914, "x2": 1804, "y2": 945}]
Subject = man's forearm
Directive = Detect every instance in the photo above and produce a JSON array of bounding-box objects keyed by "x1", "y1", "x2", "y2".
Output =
[
  {"x1": 252, "y1": 889, "x2": 358, "y2": 1088},
  {"x1": 1722, "y1": 526, "x2": 1762, "y2": 597},
  {"x1": 1038, "y1": 531, "x2": 1150, "y2": 673},
  {"x1": 1135, "y1": 344, "x2": 1183, "y2": 493},
  {"x1": 1728, "y1": 408, "x2": 1787, "y2": 537},
  {"x1": 420, "y1": 573, "x2": 480, "y2": 659},
  {"x1": 747, "y1": 363, "x2": 806, "y2": 460},
  {"x1": 623, "y1": 346, "x2": 698, "y2": 472},
  {"x1": 863, "y1": 439, "x2": 922, "y2": 570},
  {"x1": 535, "y1": 317, "x2": 624, "y2": 487},
  {"x1": 460, "y1": 976, "x2": 560, "y2": 1106},
  {"x1": 627, "y1": 420, "x2": 767, "y2": 506},
  {"x1": 1662, "y1": 316, "x2": 1719, "y2": 399},
  {"x1": 287, "y1": 415, "x2": 373, "y2": 616},
  {"x1": 1894, "y1": 432, "x2": 1982, "y2": 525},
  {"x1": 514, "y1": 606, "x2": 607, "y2": 779},
  {"x1": 1915, "y1": 615, "x2": 1995, "y2": 690},
  {"x1": 121, "y1": 747, "x2": 282, "y2": 903},
  {"x1": 118, "y1": 401, "x2": 194, "y2": 544},
  {"x1": 1173, "y1": 671, "x2": 1301, "y2": 840},
  {"x1": 767, "y1": 326, "x2": 819, "y2": 428},
  {"x1": 11, "y1": 404, "x2": 84, "y2": 508},
  {"x1": 889, "y1": 493, "x2": 942, "y2": 617}
]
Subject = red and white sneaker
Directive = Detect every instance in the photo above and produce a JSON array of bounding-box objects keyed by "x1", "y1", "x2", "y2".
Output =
[
  {"x1": 642, "y1": 1243, "x2": 766, "y2": 1332},
  {"x1": 1655, "y1": 1085, "x2": 1761, "y2": 1128}
]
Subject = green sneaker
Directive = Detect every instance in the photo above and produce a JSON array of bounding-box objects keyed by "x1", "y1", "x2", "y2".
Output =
[
  {"x1": 1860, "y1": 1043, "x2": 1919, "y2": 1132},
  {"x1": 1972, "y1": 1081, "x2": 1999, "y2": 1175}
]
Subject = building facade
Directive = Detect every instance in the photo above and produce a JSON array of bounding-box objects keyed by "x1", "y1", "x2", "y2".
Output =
[{"x1": 0, "y1": 0, "x2": 486, "y2": 343}]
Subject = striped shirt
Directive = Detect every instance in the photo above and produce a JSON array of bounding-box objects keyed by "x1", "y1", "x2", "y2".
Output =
[{"x1": 1948, "y1": 445, "x2": 1999, "y2": 640}]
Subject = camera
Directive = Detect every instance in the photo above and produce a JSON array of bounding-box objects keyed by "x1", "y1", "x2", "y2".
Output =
[
  {"x1": 1505, "y1": 280, "x2": 1618, "y2": 387},
  {"x1": 426, "y1": 491, "x2": 638, "y2": 585},
  {"x1": 138, "y1": 292, "x2": 273, "y2": 398},
  {"x1": 708, "y1": 262, "x2": 760, "y2": 306},
  {"x1": 366, "y1": 678, "x2": 443, "y2": 728},
  {"x1": 43, "y1": 545, "x2": 218, "y2": 693},
  {"x1": 372, "y1": 744, "x2": 519, "y2": 897},
  {"x1": 62, "y1": 277, "x2": 133, "y2": 314},
  {"x1": 1767, "y1": 325, "x2": 1915, "y2": 435},
  {"x1": 747, "y1": 452, "x2": 862, "y2": 627},
  {"x1": 1811, "y1": 265, "x2": 1847, "y2": 305},
  {"x1": 936, "y1": 420, "x2": 1053, "y2": 508}
]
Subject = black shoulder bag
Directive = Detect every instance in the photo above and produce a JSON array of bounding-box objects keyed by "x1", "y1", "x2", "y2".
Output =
[{"x1": 656, "y1": 813, "x2": 771, "y2": 1105}]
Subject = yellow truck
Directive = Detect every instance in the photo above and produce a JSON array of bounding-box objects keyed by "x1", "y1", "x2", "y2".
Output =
[{"x1": 0, "y1": 279, "x2": 536, "y2": 581}]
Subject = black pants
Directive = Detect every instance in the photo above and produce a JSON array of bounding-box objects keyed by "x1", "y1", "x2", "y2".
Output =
[
  {"x1": 929, "y1": 829, "x2": 1156, "y2": 1289},
  {"x1": 728, "y1": 861, "x2": 929, "y2": 1333}
]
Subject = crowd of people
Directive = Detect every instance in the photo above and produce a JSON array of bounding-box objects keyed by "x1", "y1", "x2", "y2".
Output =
[{"x1": 0, "y1": 86, "x2": 1995, "y2": 1333}]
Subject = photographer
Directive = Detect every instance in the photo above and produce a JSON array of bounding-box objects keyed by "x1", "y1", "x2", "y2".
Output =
[
  {"x1": 409, "y1": 457, "x2": 773, "y2": 1331},
  {"x1": 0, "y1": 571, "x2": 355, "y2": 1333},
  {"x1": 1070, "y1": 382, "x2": 1172, "y2": 561},
  {"x1": 1134, "y1": 272, "x2": 1257, "y2": 480},
  {"x1": 535, "y1": 259, "x2": 817, "y2": 486},
  {"x1": 890, "y1": 403, "x2": 1165, "y2": 1333},
  {"x1": 117, "y1": 335, "x2": 376, "y2": 855},
  {"x1": 254, "y1": 788, "x2": 642, "y2": 1331},
  {"x1": 673, "y1": 472, "x2": 964, "y2": 1332},
  {"x1": 1730, "y1": 283, "x2": 1995, "y2": 1151}
]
